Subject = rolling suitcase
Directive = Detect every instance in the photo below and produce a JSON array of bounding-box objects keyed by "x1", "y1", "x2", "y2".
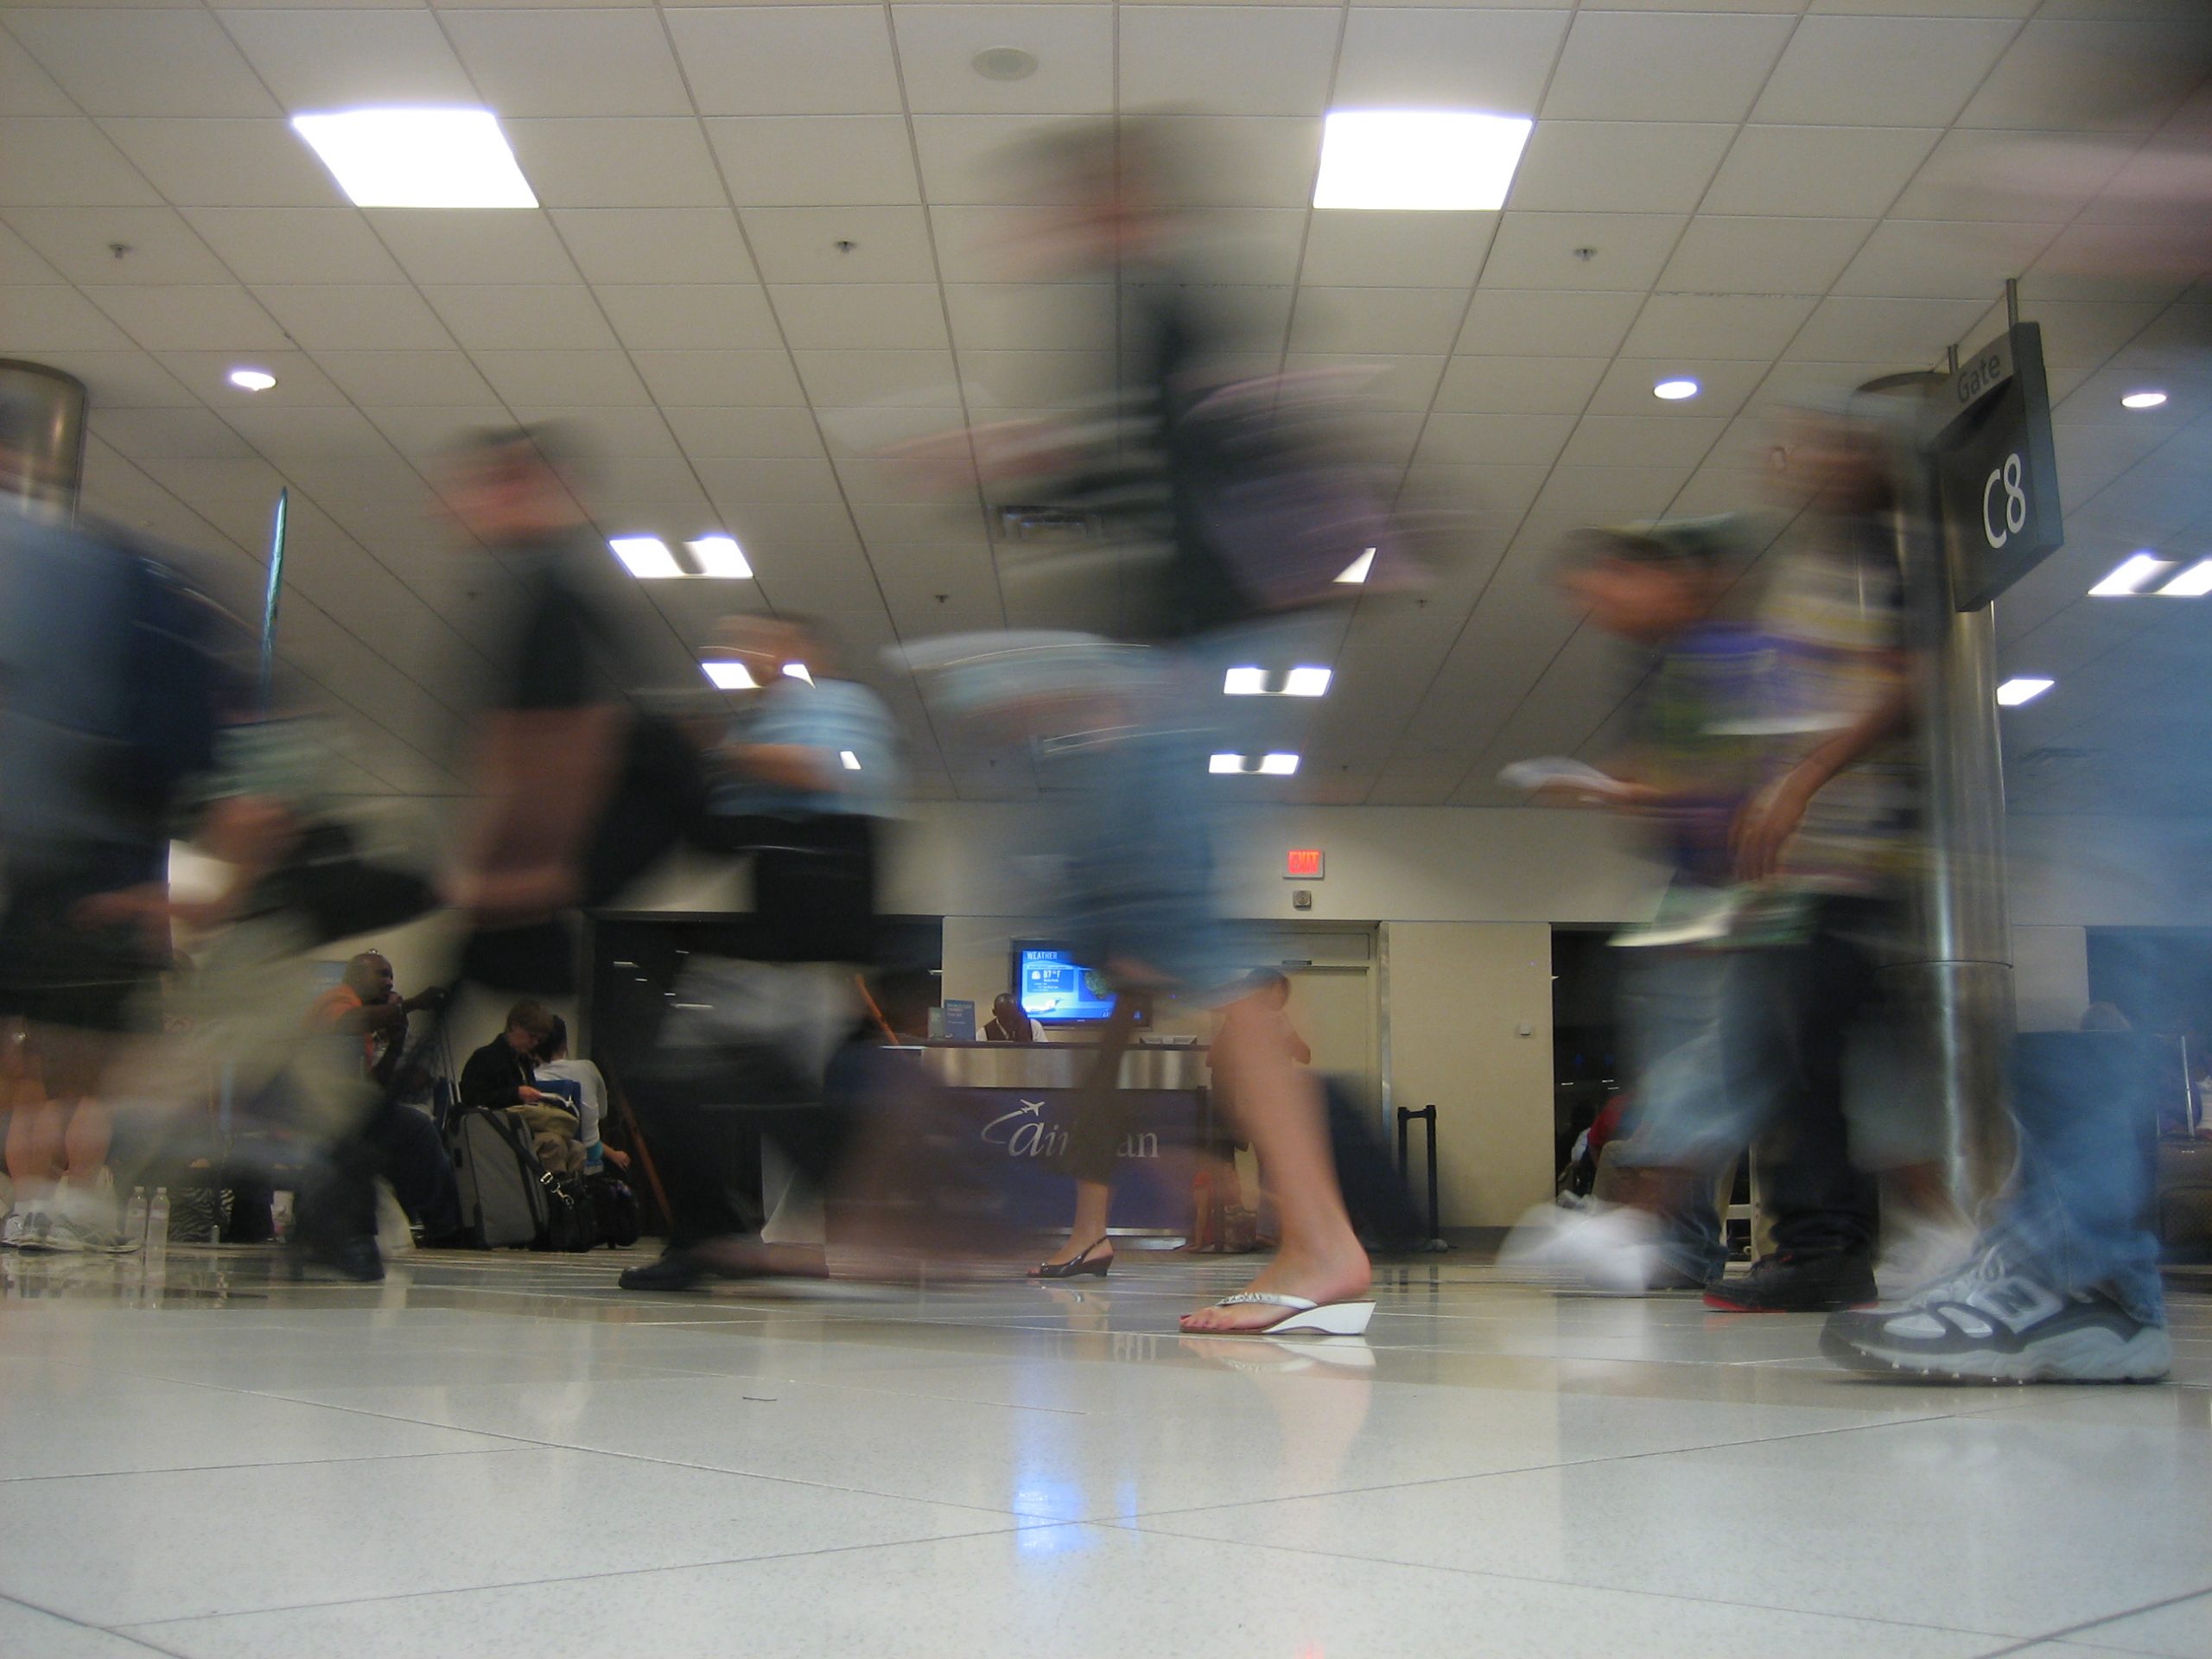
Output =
[{"x1": 448, "y1": 1108, "x2": 549, "y2": 1249}]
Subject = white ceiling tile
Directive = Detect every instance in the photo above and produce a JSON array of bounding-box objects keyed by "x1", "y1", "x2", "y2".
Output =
[
  {"x1": 1175, "y1": 207, "x2": 1311, "y2": 287},
  {"x1": 629, "y1": 348, "x2": 807, "y2": 406},
  {"x1": 1298, "y1": 213, "x2": 1493, "y2": 289},
  {"x1": 771, "y1": 284, "x2": 950, "y2": 351},
  {"x1": 99, "y1": 118, "x2": 347, "y2": 208},
  {"x1": 1558, "y1": 414, "x2": 1728, "y2": 470},
  {"x1": 666, "y1": 8, "x2": 902, "y2": 117},
  {"x1": 313, "y1": 350, "x2": 502, "y2": 408},
  {"x1": 0, "y1": 284, "x2": 137, "y2": 350},
  {"x1": 1402, "y1": 462, "x2": 1549, "y2": 518},
  {"x1": 1889, "y1": 130, "x2": 2136, "y2": 225},
  {"x1": 893, "y1": 7, "x2": 1113, "y2": 118},
  {"x1": 505, "y1": 119, "x2": 727, "y2": 209},
  {"x1": 1, "y1": 206, "x2": 230, "y2": 286},
  {"x1": 1656, "y1": 216, "x2": 1874, "y2": 295},
  {"x1": 363, "y1": 405, "x2": 512, "y2": 461},
  {"x1": 1118, "y1": 7, "x2": 1339, "y2": 116},
  {"x1": 706, "y1": 117, "x2": 921, "y2": 208},
  {"x1": 1751, "y1": 357, "x2": 1910, "y2": 413},
  {"x1": 1532, "y1": 466, "x2": 1687, "y2": 519},
  {"x1": 741, "y1": 207, "x2": 935, "y2": 284},
  {"x1": 1287, "y1": 288, "x2": 1469, "y2": 356},
  {"x1": 25, "y1": 348, "x2": 195, "y2": 408},
  {"x1": 692, "y1": 454, "x2": 842, "y2": 503},
  {"x1": 256, "y1": 284, "x2": 455, "y2": 351},
  {"x1": 549, "y1": 208, "x2": 757, "y2": 285},
  {"x1": 929, "y1": 204, "x2": 1102, "y2": 284},
  {"x1": 1784, "y1": 296, "x2": 1993, "y2": 364},
  {"x1": 1584, "y1": 358, "x2": 1770, "y2": 421},
  {"x1": 5, "y1": 9, "x2": 277, "y2": 118},
  {"x1": 1624, "y1": 293, "x2": 1820, "y2": 359},
  {"x1": 1337, "y1": 8, "x2": 1568, "y2": 112},
  {"x1": 1414, "y1": 411, "x2": 1578, "y2": 467},
  {"x1": 942, "y1": 283, "x2": 1114, "y2": 351},
  {"x1": 594, "y1": 284, "x2": 779, "y2": 352},
  {"x1": 182, "y1": 207, "x2": 404, "y2": 284},
  {"x1": 794, "y1": 348, "x2": 962, "y2": 408},
  {"x1": 912, "y1": 117, "x2": 1095, "y2": 207},
  {"x1": 220, "y1": 404, "x2": 393, "y2": 459},
  {"x1": 1751, "y1": 16, "x2": 2022, "y2": 127},
  {"x1": 0, "y1": 29, "x2": 73, "y2": 117},
  {"x1": 1959, "y1": 18, "x2": 2212, "y2": 133},
  {"x1": 1479, "y1": 213, "x2": 1688, "y2": 292},
  {"x1": 470, "y1": 349, "x2": 653, "y2": 407},
  {"x1": 1281, "y1": 353, "x2": 1445, "y2": 412},
  {"x1": 1432, "y1": 354, "x2": 1608, "y2": 416},
  {"x1": 811, "y1": 404, "x2": 965, "y2": 458},
  {"x1": 86, "y1": 283, "x2": 287, "y2": 351},
  {"x1": 1509, "y1": 122, "x2": 1736, "y2": 216},
  {"x1": 719, "y1": 500, "x2": 862, "y2": 556},
  {"x1": 957, "y1": 348, "x2": 1112, "y2": 407},
  {"x1": 849, "y1": 499, "x2": 989, "y2": 546},
  {"x1": 421, "y1": 283, "x2": 620, "y2": 352},
  {"x1": 0, "y1": 118, "x2": 159, "y2": 207},
  {"x1": 1456, "y1": 289, "x2": 1643, "y2": 357},
  {"x1": 222, "y1": 10, "x2": 478, "y2": 109},
  {"x1": 594, "y1": 456, "x2": 717, "y2": 504},
  {"x1": 365, "y1": 212, "x2": 582, "y2": 285},
  {"x1": 0, "y1": 221, "x2": 60, "y2": 284},
  {"x1": 1151, "y1": 118, "x2": 1321, "y2": 210},
  {"x1": 153, "y1": 347, "x2": 350, "y2": 407},
  {"x1": 663, "y1": 405, "x2": 827, "y2": 459},
  {"x1": 442, "y1": 9, "x2": 692, "y2": 117},
  {"x1": 1702, "y1": 125, "x2": 1943, "y2": 220},
  {"x1": 1544, "y1": 11, "x2": 1795, "y2": 122},
  {"x1": 91, "y1": 405, "x2": 257, "y2": 461},
  {"x1": 1831, "y1": 219, "x2": 2063, "y2": 301},
  {"x1": 505, "y1": 404, "x2": 683, "y2": 459}
]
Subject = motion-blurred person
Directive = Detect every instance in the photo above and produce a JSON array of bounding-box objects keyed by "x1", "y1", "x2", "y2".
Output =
[
  {"x1": 618, "y1": 615, "x2": 906, "y2": 1292},
  {"x1": 0, "y1": 382, "x2": 223, "y2": 1252},
  {"x1": 983, "y1": 993, "x2": 1034, "y2": 1043},
  {"x1": 893, "y1": 121, "x2": 1383, "y2": 1334}
]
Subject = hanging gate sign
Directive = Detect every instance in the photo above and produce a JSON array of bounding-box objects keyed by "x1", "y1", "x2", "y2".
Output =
[{"x1": 1929, "y1": 321, "x2": 2063, "y2": 611}]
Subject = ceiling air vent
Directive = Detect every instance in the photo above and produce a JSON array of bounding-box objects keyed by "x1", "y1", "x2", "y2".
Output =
[{"x1": 995, "y1": 505, "x2": 1098, "y2": 544}]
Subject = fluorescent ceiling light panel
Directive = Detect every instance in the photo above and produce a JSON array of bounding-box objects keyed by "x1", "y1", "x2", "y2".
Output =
[
  {"x1": 2121, "y1": 390, "x2": 2168, "y2": 410},
  {"x1": 291, "y1": 109, "x2": 537, "y2": 210},
  {"x1": 686, "y1": 535, "x2": 751, "y2": 579},
  {"x1": 227, "y1": 368, "x2": 276, "y2": 391},
  {"x1": 610, "y1": 536, "x2": 681, "y2": 579},
  {"x1": 839, "y1": 750, "x2": 861, "y2": 771},
  {"x1": 1259, "y1": 753, "x2": 1300, "y2": 776},
  {"x1": 2088, "y1": 552, "x2": 2171, "y2": 596},
  {"x1": 1210, "y1": 753, "x2": 1244, "y2": 774},
  {"x1": 1996, "y1": 677, "x2": 2053, "y2": 706},
  {"x1": 1313, "y1": 111, "x2": 1532, "y2": 212},
  {"x1": 1224, "y1": 666, "x2": 1267, "y2": 696},
  {"x1": 782, "y1": 663, "x2": 813, "y2": 684},
  {"x1": 702, "y1": 661, "x2": 757, "y2": 691},
  {"x1": 1653, "y1": 378, "x2": 1700, "y2": 401},
  {"x1": 2158, "y1": 560, "x2": 2212, "y2": 596},
  {"x1": 1283, "y1": 666, "x2": 1332, "y2": 698},
  {"x1": 1335, "y1": 547, "x2": 1376, "y2": 585}
]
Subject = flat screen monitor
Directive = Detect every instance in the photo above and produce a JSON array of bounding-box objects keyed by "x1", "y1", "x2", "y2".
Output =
[{"x1": 1013, "y1": 941, "x2": 1127, "y2": 1026}]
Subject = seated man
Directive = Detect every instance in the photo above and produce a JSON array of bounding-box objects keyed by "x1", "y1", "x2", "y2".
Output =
[
  {"x1": 461, "y1": 1000, "x2": 583, "y2": 1174},
  {"x1": 531, "y1": 1016, "x2": 627, "y2": 1175}
]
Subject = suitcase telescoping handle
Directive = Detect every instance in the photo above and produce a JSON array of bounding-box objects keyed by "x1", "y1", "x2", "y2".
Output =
[{"x1": 1395, "y1": 1103, "x2": 1447, "y2": 1252}]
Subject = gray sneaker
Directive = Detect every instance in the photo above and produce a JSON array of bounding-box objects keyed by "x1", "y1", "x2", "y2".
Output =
[
  {"x1": 37, "y1": 1213, "x2": 138, "y2": 1255},
  {"x1": 0, "y1": 1210, "x2": 52, "y2": 1250},
  {"x1": 1821, "y1": 1245, "x2": 2170, "y2": 1384}
]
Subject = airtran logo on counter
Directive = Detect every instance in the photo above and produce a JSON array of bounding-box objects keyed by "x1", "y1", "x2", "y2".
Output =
[{"x1": 982, "y1": 1099, "x2": 1158, "y2": 1160}]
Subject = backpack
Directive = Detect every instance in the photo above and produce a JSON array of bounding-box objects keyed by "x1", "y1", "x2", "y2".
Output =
[{"x1": 586, "y1": 1172, "x2": 641, "y2": 1249}]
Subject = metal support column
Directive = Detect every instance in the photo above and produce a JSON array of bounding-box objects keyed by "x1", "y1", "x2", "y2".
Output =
[{"x1": 0, "y1": 359, "x2": 87, "y2": 517}]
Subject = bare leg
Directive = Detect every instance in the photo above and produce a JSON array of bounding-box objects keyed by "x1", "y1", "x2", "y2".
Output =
[{"x1": 1180, "y1": 997, "x2": 1369, "y2": 1332}]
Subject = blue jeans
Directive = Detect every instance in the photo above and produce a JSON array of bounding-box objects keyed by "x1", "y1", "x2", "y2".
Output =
[
  {"x1": 1987, "y1": 1033, "x2": 2166, "y2": 1327},
  {"x1": 1614, "y1": 947, "x2": 1731, "y2": 1282}
]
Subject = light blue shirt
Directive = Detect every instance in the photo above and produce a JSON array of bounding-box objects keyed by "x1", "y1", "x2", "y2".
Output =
[{"x1": 712, "y1": 677, "x2": 903, "y2": 821}]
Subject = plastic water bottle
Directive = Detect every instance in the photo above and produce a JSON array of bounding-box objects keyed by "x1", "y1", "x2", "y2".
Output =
[
  {"x1": 270, "y1": 1191, "x2": 294, "y2": 1242},
  {"x1": 124, "y1": 1186, "x2": 148, "y2": 1248},
  {"x1": 147, "y1": 1187, "x2": 170, "y2": 1249}
]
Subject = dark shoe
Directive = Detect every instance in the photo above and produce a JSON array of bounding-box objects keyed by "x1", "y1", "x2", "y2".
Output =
[
  {"x1": 290, "y1": 1234, "x2": 385, "y2": 1283},
  {"x1": 1028, "y1": 1237, "x2": 1112, "y2": 1280},
  {"x1": 619, "y1": 1250, "x2": 708, "y2": 1293},
  {"x1": 1645, "y1": 1261, "x2": 1716, "y2": 1293},
  {"x1": 1821, "y1": 1246, "x2": 2171, "y2": 1383},
  {"x1": 1704, "y1": 1251, "x2": 1874, "y2": 1313}
]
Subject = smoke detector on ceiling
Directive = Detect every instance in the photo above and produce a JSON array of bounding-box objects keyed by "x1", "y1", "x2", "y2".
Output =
[{"x1": 973, "y1": 47, "x2": 1039, "y2": 80}]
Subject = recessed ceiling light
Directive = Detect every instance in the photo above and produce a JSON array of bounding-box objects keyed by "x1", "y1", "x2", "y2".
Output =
[
  {"x1": 611, "y1": 536, "x2": 681, "y2": 579},
  {"x1": 1996, "y1": 677, "x2": 2054, "y2": 706},
  {"x1": 1259, "y1": 753, "x2": 1300, "y2": 776},
  {"x1": 686, "y1": 535, "x2": 751, "y2": 579},
  {"x1": 1335, "y1": 547, "x2": 1377, "y2": 585},
  {"x1": 782, "y1": 663, "x2": 813, "y2": 685},
  {"x1": 2121, "y1": 390, "x2": 2168, "y2": 410},
  {"x1": 1653, "y1": 378, "x2": 1700, "y2": 401},
  {"x1": 1283, "y1": 666, "x2": 1332, "y2": 697},
  {"x1": 1208, "y1": 753, "x2": 1301, "y2": 775},
  {"x1": 1313, "y1": 110, "x2": 1533, "y2": 213},
  {"x1": 971, "y1": 47, "x2": 1037, "y2": 81},
  {"x1": 2158, "y1": 559, "x2": 2212, "y2": 596},
  {"x1": 2088, "y1": 551, "x2": 2172, "y2": 596},
  {"x1": 1224, "y1": 666, "x2": 1267, "y2": 696},
  {"x1": 227, "y1": 368, "x2": 276, "y2": 392},
  {"x1": 702, "y1": 661, "x2": 757, "y2": 691},
  {"x1": 290, "y1": 109, "x2": 537, "y2": 210},
  {"x1": 839, "y1": 750, "x2": 861, "y2": 771},
  {"x1": 1209, "y1": 753, "x2": 1244, "y2": 774}
]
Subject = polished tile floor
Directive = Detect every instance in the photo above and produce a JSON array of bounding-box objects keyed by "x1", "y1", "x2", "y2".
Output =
[{"x1": 1, "y1": 1243, "x2": 2208, "y2": 1658}]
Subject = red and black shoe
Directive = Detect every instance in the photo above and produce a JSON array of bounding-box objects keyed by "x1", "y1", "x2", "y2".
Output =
[{"x1": 1704, "y1": 1251, "x2": 1876, "y2": 1314}]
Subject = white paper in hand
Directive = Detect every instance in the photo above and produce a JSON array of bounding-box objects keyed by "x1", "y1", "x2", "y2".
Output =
[{"x1": 1497, "y1": 756, "x2": 1624, "y2": 798}]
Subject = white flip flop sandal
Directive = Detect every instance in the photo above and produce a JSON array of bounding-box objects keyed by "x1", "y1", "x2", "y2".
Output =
[{"x1": 1184, "y1": 1291, "x2": 1376, "y2": 1337}]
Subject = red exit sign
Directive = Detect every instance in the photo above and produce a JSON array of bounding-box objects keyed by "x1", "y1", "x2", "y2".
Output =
[{"x1": 1285, "y1": 849, "x2": 1325, "y2": 880}]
